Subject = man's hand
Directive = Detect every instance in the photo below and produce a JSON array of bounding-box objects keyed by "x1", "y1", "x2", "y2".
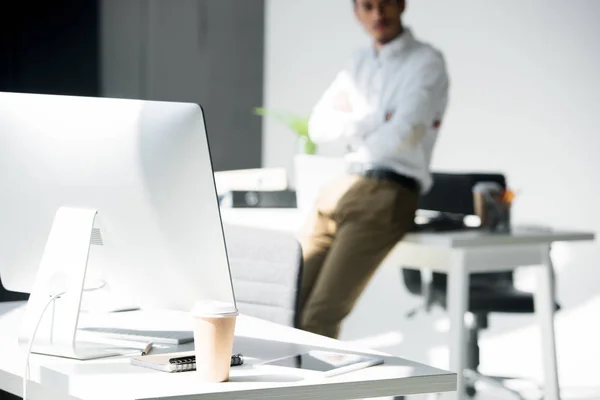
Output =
[{"x1": 332, "y1": 91, "x2": 352, "y2": 112}]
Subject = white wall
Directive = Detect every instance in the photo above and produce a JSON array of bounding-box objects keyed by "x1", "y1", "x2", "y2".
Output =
[
  {"x1": 264, "y1": 0, "x2": 600, "y2": 390},
  {"x1": 263, "y1": 0, "x2": 371, "y2": 171}
]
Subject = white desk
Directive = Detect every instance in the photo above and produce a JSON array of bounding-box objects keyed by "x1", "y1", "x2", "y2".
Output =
[
  {"x1": 220, "y1": 208, "x2": 595, "y2": 400},
  {"x1": 0, "y1": 301, "x2": 456, "y2": 400}
]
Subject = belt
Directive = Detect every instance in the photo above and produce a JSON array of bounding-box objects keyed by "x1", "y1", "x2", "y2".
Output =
[{"x1": 348, "y1": 165, "x2": 420, "y2": 192}]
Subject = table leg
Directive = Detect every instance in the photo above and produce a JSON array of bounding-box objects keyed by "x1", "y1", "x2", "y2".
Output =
[
  {"x1": 535, "y1": 246, "x2": 560, "y2": 400},
  {"x1": 446, "y1": 251, "x2": 468, "y2": 400}
]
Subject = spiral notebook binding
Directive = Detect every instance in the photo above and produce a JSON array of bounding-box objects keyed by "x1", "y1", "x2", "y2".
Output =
[
  {"x1": 170, "y1": 356, "x2": 196, "y2": 372},
  {"x1": 168, "y1": 354, "x2": 243, "y2": 372}
]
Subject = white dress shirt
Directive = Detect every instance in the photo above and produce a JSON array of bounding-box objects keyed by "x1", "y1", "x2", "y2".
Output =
[{"x1": 308, "y1": 28, "x2": 449, "y2": 193}]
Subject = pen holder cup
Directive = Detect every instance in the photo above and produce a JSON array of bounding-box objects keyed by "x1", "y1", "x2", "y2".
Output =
[{"x1": 473, "y1": 182, "x2": 511, "y2": 233}]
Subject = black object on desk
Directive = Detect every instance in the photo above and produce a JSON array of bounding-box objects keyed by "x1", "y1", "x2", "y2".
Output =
[{"x1": 221, "y1": 190, "x2": 297, "y2": 208}]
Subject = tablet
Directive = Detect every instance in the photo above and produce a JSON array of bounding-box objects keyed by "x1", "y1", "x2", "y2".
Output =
[{"x1": 260, "y1": 350, "x2": 383, "y2": 378}]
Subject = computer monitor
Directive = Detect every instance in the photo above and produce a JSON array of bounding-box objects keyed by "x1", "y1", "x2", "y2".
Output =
[{"x1": 0, "y1": 92, "x2": 236, "y2": 359}]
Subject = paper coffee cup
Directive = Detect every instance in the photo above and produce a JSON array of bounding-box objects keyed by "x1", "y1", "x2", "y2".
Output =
[
  {"x1": 191, "y1": 301, "x2": 238, "y2": 382},
  {"x1": 472, "y1": 182, "x2": 510, "y2": 232}
]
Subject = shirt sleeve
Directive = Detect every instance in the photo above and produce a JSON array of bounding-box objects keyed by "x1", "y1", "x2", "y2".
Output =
[
  {"x1": 308, "y1": 70, "x2": 380, "y2": 144},
  {"x1": 361, "y1": 54, "x2": 449, "y2": 158}
]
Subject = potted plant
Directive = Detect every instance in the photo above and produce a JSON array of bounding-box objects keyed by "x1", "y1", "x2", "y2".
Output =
[
  {"x1": 253, "y1": 107, "x2": 317, "y2": 155},
  {"x1": 253, "y1": 108, "x2": 345, "y2": 212}
]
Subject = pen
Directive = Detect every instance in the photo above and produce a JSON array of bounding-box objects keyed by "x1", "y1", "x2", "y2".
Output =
[
  {"x1": 141, "y1": 342, "x2": 153, "y2": 356},
  {"x1": 230, "y1": 353, "x2": 244, "y2": 367}
]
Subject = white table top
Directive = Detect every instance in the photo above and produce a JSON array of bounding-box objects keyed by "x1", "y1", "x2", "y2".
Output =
[
  {"x1": 403, "y1": 227, "x2": 594, "y2": 248},
  {"x1": 0, "y1": 302, "x2": 456, "y2": 400},
  {"x1": 220, "y1": 208, "x2": 595, "y2": 248}
]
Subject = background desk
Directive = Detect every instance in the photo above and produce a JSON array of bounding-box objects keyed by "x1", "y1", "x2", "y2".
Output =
[
  {"x1": 220, "y1": 207, "x2": 595, "y2": 400},
  {"x1": 0, "y1": 301, "x2": 456, "y2": 400}
]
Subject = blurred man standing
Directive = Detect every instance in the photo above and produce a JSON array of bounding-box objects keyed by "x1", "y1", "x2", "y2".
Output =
[{"x1": 299, "y1": 0, "x2": 449, "y2": 338}]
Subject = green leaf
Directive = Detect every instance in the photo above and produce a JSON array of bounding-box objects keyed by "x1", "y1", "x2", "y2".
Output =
[
  {"x1": 254, "y1": 107, "x2": 307, "y2": 136},
  {"x1": 303, "y1": 138, "x2": 317, "y2": 155},
  {"x1": 253, "y1": 107, "x2": 317, "y2": 154}
]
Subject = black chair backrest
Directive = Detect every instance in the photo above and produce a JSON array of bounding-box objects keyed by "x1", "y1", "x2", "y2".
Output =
[
  {"x1": 403, "y1": 172, "x2": 512, "y2": 298},
  {"x1": 419, "y1": 172, "x2": 506, "y2": 215}
]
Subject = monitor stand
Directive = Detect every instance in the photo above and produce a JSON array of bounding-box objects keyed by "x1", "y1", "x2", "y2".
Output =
[{"x1": 19, "y1": 207, "x2": 128, "y2": 360}]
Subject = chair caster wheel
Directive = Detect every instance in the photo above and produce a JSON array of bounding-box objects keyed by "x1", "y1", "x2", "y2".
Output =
[{"x1": 466, "y1": 385, "x2": 477, "y2": 397}]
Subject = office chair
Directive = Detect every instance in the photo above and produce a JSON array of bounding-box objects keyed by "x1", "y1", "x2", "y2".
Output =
[
  {"x1": 401, "y1": 172, "x2": 558, "y2": 399},
  {"x1": 401, "y1": 268, "x2": 556, "y2": 398},
  {"x1": 222, "y1": 223, "x2": 303, "y2": 328}
]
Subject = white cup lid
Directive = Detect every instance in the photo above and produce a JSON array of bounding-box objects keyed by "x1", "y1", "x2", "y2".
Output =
[
  {"x1": 473, "y1": 181, "x2": 502, "y2": 193},
  {"x1": 192, "y1": 300, "x2": 238, "y2": 318}
]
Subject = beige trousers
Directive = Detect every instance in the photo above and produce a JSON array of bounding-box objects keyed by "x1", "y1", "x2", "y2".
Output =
[{"x1": 298, "y1": 174, "x2": 418, "y2": 338}]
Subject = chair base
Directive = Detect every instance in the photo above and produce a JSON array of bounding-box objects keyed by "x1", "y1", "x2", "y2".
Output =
[{"x1": 463, "y1": 369, "x2": 542, "y2": 400}]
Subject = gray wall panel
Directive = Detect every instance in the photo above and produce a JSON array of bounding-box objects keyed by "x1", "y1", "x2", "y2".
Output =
[{"x1": 101, "y1": 0, "x2": 264, "y2": 171}]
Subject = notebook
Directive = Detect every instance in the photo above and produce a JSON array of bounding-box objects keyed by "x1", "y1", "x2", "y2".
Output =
[{"x1": 131, "y1": 351, "x2": 243, "y2": 373}]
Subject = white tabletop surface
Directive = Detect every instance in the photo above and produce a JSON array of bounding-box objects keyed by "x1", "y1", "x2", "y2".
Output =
[
  {"x1": 402, "y1": 227, "x2": 594, "y2": 247},
  {"x1": 220, "y1": 208, "x2": 595, "y2": 247},
  {"x1": 0, "y1": 302, "x2": 456, "y2": 400}
]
